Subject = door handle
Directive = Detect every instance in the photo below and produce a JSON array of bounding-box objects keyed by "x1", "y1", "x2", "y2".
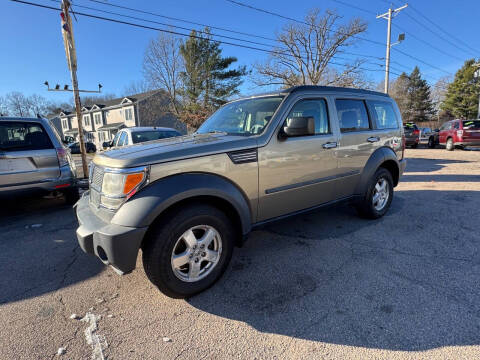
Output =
[
  {"x1": 367, "y1": 136, "x2": 380, "y2": 143},
  {"x1": 322, "y1": 142, "x2": 337, "y2": 149}
]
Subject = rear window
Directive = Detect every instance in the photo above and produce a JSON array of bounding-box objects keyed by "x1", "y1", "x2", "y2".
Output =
[
  {"x1": 463, "y1": 120, "x2": 480, "y2": 129},
  {"x1": 336, "y1": 99, "x2": 370, "y2": 132},
  {"x1": 0, "y1": 122, "x2": 53, "y2": 151},
  {"x1": 367, "y1": 101, "x2": 398, "y2": 129},
  {"x1": 403, "y1": 123, "x2": 418, "y2": 130},
  {"x1": 132, "y1": 130, "x2": 181, "y2": 144}
]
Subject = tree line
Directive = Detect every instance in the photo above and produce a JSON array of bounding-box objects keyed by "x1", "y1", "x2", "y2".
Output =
[{"x1": 386, "y1": 59, "x2": 479, "y2": 125}]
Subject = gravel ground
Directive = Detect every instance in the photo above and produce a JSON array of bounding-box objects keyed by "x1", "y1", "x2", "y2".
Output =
[{"x1": 1, "y1": 148, "x2": 479, "y2": 360}]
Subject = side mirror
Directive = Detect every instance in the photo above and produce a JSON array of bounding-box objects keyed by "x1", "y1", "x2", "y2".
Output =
[
  {"x1": 281, "y1": 117, "x2": 315, "y2": 137},
  {"x1": 102, "y1": 141, "x2": 112, "y2": 149}
]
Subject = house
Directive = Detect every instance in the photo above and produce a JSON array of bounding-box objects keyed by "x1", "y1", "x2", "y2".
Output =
[{"x1": 59, "y1": 90, "x2": 186, "y2": 148}]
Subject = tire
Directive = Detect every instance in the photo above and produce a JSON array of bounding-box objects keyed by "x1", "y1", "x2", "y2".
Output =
[
  {"x1": 142, "y1": 203, "x2": 235, "y2": 298},
  {"x1": 63, "y1": 187, "x2": 80, "y2": 205},
  {"x1": 355, "y1": 167, "x2": 394, "y2": 220},
  {"x1": 411, "y1": 143, "x2": 418, "y2": 149},
  {"x1": 428, "y1": 137, "x2": 436, "y2": 149},
  {"x1": 446, "y1": 137, "x2": 454, "y2": 151}
]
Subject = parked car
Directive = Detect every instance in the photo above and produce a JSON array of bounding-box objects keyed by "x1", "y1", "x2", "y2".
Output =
[
  {"x1": 102, "y1": 127, "x2": 182, "y2": 149},
  {"x1": 75, "y1": 85, "x2": 407, "y2": 298},
  {"x1": 418, "y1": 127, "x2": 436, "y2": 148},
  {"x1": 0, "y1": 117, "x2": 79, "y2": 204},
  {"x1": 438, "y1": 119, "x2": 480, "y2": 150},
  {"x1": 69, "y1": 141, "x2": 96, "y2": 154},
  {"x1": 403, "y1": 122, "x2": 420, "y2": 148}
]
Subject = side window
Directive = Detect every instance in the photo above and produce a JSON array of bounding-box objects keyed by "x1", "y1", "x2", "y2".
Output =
[
  {"x1": 367, "y1": 100, "x2": 398, "y2": 129},
  {"x1": 285, "y1": 98, "x2": 330, "y2": 135},
  {"x1": 336, "y1": 99, "x2": 370, "y2": 133},
  {"x1": 123, "y1": 133, "x2": 129, "y2": 146},
  {"x1": 112, "y1": 132, "x2": 121, "y2": 146},
  {"x1": 0, "y1": 122, "x2": 53, "y2": 151},
  {"x1": 117, "y1": 132, "x2": 127, "y2": 146},
  {"x1": 453, "y1": 122, "x2": 459, "y2": 129}
]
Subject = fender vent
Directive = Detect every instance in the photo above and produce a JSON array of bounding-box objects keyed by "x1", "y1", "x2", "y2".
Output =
[{"x1": 228, "y1": 149, "x2": 258, "y2": 164}]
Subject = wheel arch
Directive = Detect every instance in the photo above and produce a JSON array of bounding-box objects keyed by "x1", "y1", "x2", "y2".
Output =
[
  {"x1": 111, "y1": 172, "x2": 252, "y2": 244},
  {"x1": 355, "y1": 147, "x2": 400, "y2": 195}
]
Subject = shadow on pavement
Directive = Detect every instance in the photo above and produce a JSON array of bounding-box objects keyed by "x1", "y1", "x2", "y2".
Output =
[
  {"x1": 403, "y1": 157, "x2": 470, "y2": 173},
  {"x1": 0, "y1": 196, "x2": 103, "y2": 305},
  {"x1": 188, "y1": 190, "x2": 480, "y2": 351}
]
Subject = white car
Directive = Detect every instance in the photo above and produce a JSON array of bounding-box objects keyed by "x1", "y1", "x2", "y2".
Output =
[{"x1": 103, "y1": 127, "x2": 182, "y2": 149}]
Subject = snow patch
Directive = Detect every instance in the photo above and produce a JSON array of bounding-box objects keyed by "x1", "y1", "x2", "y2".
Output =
[{"x1": 81, "y1": 312, "x2": 108, "y2": 360}]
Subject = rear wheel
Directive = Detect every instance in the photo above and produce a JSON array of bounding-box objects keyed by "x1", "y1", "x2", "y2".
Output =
[
  {"x1": 142, "y1": 204, "x2": 235, "y2": 298},
  {"x1": 411, "y1": 143, "x2": 418, "y2": 149},
  {"x1": 446, "y1": 138, "x2": 454, "y2": 151},
  {"x1": 428, "y1": 137, "x2": 435, "y2": 148},
  {"x1": 355, "y1": 168, "x2": 393, "y2": 219}
]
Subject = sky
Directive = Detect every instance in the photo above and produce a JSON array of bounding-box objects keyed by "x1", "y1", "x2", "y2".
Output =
[{"x1": 1, "y1": 0, "x2": 479, "y2": 104}]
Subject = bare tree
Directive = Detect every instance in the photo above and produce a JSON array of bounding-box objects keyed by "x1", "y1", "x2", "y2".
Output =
[
  {"x1": 122, "y1": 80, "x2": 153, "y2": 96},
  {"x1": 254, "y1": 9, "x2": 367, "y2": 87},
  {"x1": 80, "y1": 93, "x2": 116, "y2": 107},
  {"x1": 6, "y1": 91, "x2": 31, "y2": 117},
  {"x1": 143, "y1": 32, "x2": 184, "y2": 115},
  {"x1": 28, "y1": 94, "x2": 52, "y2": 117},
  {"x1": 0, "y1": 96, "x2": 8, "y2": 116},
  {"x1": 430, "y1": 76, "x2": 452, "y2": 113}
]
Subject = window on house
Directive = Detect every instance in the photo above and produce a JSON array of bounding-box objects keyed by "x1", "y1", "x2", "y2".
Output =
[
  {"x1": 83, "y1": 115, "x2": 90, "y2": 126},
  {"x1": 62, "y1": 119, "x2": 68, "y2": 129},
  {"x1": 94, "y1": 113, "x2": 102, "y2": 125},
  {"x1": 124, "y1": 108, "x2": 133, "y2": 121}
]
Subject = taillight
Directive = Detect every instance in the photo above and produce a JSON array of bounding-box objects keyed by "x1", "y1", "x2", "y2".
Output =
[
  {"x1": 56, "y1": 147, "x2": 69, "y2": 167},
  {"x1": 457, "y1": 130, "x2": 463, "y2": 138},
  {"x1": 413, "y1": 129, "x2": 420, "y2": 135}
]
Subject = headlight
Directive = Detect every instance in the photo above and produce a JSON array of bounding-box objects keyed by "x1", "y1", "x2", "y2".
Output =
[{"x1": 99, "y1": 166, "x2": 148, "y2": 210}]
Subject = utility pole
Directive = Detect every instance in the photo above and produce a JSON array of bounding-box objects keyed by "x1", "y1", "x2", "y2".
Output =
[
  {"x1": 60, "y1": 0, "x2": 88, "y2": 178},
  {"x1": 377, "y1": 4, "x2": 408, "y2": 94}
]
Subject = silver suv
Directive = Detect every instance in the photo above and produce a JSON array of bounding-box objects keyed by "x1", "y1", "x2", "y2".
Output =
[
  {"x1": 0, "y1": 117, "x2": 78, "y2": 204},
  {"x1": 75, "y1": 86, "x2": 407, "y2": 298}
]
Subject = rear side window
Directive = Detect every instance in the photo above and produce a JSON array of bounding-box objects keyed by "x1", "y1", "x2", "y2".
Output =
[
  {"x1": 367, "y1": 101, "x2": 398, "y2": 129},
  {"x1": 463, "y1": 120, "x2": 480, "y2": 129},
  {"x1": 336, "y1": 99, "x2": 370, "y2": 132},
  {"x1": 117, "y1": 132, "x2": 127, "y2": 146},
  {"x1": 0, "y1": 122, "x2": 53, "y2": 151},
  {"x1": 286, "y1": 99, "x2": 330, "y2": 135}
]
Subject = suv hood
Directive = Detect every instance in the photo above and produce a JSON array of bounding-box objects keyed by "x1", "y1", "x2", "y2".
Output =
[{"x1": 93, "y1": 133, "x2": 258, "y2": 168}]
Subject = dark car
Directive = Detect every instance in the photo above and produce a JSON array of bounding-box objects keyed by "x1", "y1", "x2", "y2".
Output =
[
  {"x1": 69, "y1": 141, "x2": 96, "y2": 154},
  {"x1": 403, "y1": 123, "x2": 420, "y2": 148}
]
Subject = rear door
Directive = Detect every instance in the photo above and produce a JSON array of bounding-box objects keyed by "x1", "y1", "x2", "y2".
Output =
[
  {"x1": 334, "y1": 98, "x2": 385, "y2": 198},
  {"x1": 0, "y1": 121, "x2": 60, "y2": 187}
]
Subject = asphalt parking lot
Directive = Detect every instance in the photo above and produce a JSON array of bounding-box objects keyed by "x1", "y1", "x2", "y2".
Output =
[{"x1": 1, "y1": 148, "x2": 479, "y2": 359}]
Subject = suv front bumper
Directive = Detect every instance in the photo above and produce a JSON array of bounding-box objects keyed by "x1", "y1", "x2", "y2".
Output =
[{"x1": 75, "y1": 193, "x2": 148, "y2": 274}]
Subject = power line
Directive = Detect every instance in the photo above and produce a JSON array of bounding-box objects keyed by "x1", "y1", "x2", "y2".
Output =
[
  {"x1": 10, "y1": 0, "x2": 389, "y2": 76},
  {"x1": 224, "y1": 0, "x2": 386, "y2": 47},
  {"x1": 81, "y1": 0, "x2": 384, "y2": 61},
  {"x1": 225, "y1": 0, "x2": 455, "y2": 77}
]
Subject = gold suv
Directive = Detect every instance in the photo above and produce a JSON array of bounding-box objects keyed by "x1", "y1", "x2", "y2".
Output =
[{"x1": 75, "y1": 85, "x2": 407, "y2": 298}]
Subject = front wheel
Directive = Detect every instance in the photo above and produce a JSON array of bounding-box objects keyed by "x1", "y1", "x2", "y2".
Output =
[
  {"x1": 446, "y1": 138, "x2": 454, "y2": 151},
  {"x1": 428, "y1": 137, "x2": 436, "y2": 149},
  {"x1": 142, "y1": 204, "x2": 235, "y2": 298},
  {"x1": 355, "y1": 168, "x2": 394, "y2": 219}
]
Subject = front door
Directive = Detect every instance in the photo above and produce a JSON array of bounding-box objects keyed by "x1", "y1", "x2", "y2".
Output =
[{"x1": 258, "y1": 97, "x2": 339, "y2": 221}]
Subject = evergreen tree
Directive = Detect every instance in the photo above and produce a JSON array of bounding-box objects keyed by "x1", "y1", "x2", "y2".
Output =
[
  {"x1": 179, "y1": 28, "x2": 247, "y2": 112},
  {"x1": 441, "y1": 59, "x2": 480, "y2": 119},
  {"x1": 405, "y1": 66, "x2": 434, "y2": 122}
]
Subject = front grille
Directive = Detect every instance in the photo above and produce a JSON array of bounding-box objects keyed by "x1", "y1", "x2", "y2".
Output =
[{"x1": 90, "y1": 165, "x2": 104, "y2": 191}]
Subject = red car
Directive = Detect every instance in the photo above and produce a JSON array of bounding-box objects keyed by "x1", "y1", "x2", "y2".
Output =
[{"x1": 438, "y1": 119, "x2": 480, "y2": 151}]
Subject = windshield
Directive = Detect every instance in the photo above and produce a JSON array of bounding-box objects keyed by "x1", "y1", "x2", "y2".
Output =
[
  {"x1": 463, "y1": 120, "x2": 480, "y2": 129},
  {"x1": 131, "y1": 130, "x2": 181, "y2": 144},
  {"x1": 197, "y1": 96, "x2": 284, "y2": 136}
]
